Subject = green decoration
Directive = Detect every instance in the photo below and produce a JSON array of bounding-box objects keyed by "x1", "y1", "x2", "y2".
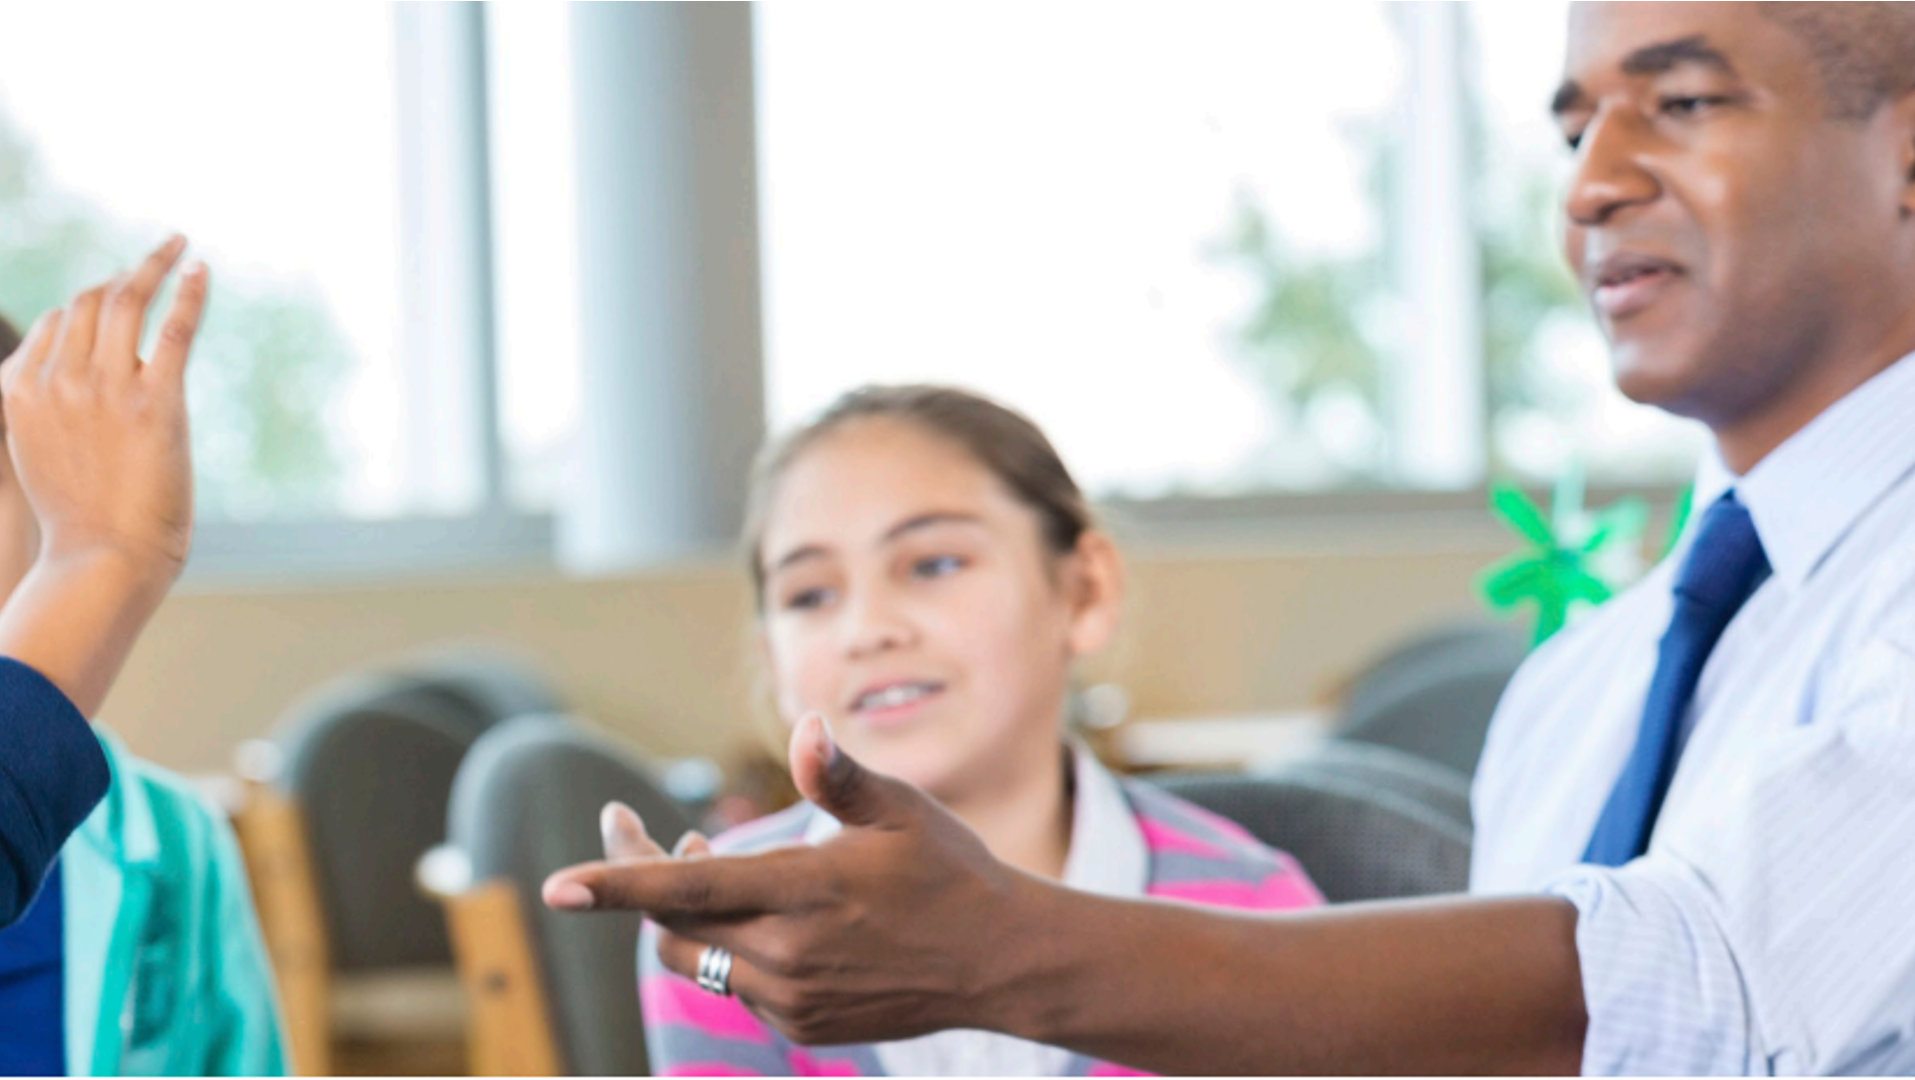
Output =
[{"x1": 1478, "y1": 465, "x2": 1650, "y2": 646}]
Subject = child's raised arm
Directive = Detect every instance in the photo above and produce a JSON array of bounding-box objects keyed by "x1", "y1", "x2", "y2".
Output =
[
  {"x1": 0, "y1": 236, "x2": 206, "y2": 925},
  {"x1": 0, "y1": 236, "x2": 202, "y2": 714}
]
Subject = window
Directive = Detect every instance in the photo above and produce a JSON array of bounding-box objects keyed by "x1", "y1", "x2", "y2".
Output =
[
  {"x1": 3, "y1": 4, "x2": 1702, "y2": 577},
  {"x1": 0, "y1": 3, "x2": 417, "y2": 521},
  {"x1": 758, "y1": 2, "x2": 1707, "y2": 503},
  {"x1": 487, "y1": 3, "x2": 584, "y2": 514},
  {"x1": 0, "y1": 4, "x2": 558, "y2": 579},
  {"x1": 759, "y1": 2, "x2": 1406, "y2": 499}
]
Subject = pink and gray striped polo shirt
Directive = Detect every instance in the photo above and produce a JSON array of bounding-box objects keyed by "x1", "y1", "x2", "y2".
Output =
[{"x1": 640, "y1": 749, "x2": 1322, "y2": 1077}]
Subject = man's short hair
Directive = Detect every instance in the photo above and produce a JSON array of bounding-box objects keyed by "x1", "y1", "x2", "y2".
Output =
[{"x1": 1764, "y1": 3, "x2": 1915, "y2": 120}]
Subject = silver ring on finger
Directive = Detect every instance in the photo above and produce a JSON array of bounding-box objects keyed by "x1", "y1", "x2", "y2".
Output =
[{"x1": 695, "y1": 945, "x2": 735, "y2": 998}]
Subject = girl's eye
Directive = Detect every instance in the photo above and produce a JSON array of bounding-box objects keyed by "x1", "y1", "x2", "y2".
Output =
[
  {"x1": 785, "y1": 587, "x2": 833, "y2": 612},
  {"x1": 912, "y1": 555, "x2": 965, "y2": 579}
]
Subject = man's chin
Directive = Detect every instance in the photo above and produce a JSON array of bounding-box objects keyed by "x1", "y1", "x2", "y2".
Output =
[{"x1": 1609, "y1": 343, "x2": 1708, "y2": 417}]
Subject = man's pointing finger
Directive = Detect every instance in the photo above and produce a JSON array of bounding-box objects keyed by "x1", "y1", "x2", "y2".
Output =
[{"x1": 542, "y1": 844, "x2": 819, "y2": 918}]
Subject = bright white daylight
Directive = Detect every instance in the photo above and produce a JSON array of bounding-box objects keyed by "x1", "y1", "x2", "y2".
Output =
[{"x1": 0, "y1": 1, "x2": 1702, "y2": 556}]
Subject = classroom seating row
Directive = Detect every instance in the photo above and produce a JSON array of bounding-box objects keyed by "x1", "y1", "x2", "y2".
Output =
[{"x1": 220, "y1": 620, "x2": 1519, "y2": 1075}]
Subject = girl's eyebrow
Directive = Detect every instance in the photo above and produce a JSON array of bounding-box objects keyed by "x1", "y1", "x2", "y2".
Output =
[
  {"x1": 768, "y1": 543, "x2": 830, "y2": 576},
  {"x1": 768, "y1": 512, "x2": 986, "y2": 576},
  {"x1": 882, "y1": 511, "x2": 985, "y2": 545}
]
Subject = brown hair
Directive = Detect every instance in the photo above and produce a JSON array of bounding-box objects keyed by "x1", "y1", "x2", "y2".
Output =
[
  {"x1": 0, "y1": 313, "x2": 20, "y2": 360},
  {"x1": 742, "y1": 384, "x2": 1095, "y2": 608}
]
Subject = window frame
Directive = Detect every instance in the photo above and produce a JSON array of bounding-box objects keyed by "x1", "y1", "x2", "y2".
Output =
[
  {"x1": 184, "y1": 2, "x2": 549, "y2": 583},
  {"x1": 189, "y1": 2, "x2": 1691, "y2": 584}
]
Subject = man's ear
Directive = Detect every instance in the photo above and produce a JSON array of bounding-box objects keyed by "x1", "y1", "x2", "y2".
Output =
[
  {"x1": 1064, "y1": 531, "x2": 1125, "y2": 659},
  {"x1": 1896, "y1": 89, "x2": 1915, "y2": 218}
]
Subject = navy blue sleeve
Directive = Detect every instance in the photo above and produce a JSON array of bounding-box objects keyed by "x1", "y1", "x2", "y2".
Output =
[{"x1": 0, "y1": 657, "x2": 109, "y2": 928}]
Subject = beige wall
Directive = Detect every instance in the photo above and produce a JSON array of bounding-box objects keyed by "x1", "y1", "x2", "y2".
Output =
[{"x1": 101, "y1": 529, "x2": 1515, "y2": 776}]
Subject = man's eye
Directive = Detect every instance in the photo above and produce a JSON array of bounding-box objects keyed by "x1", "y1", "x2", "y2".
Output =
[
  {"x1": 913, "y1": 555, "x2": 964, "y2": 579},
  {"x1": 1660, "y1": 95, "x2": 1725, "y2": 119}
]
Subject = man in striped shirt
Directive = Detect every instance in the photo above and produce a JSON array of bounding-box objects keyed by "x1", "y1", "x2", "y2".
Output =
[{"x1": 548, "y1": 4, "x2": 1915, "y2": 1072}]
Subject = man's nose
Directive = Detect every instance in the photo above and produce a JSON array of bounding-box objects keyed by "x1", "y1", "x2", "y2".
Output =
[{"x1": 1564, "y1": 107, "x2": 1661, "y2": 229}]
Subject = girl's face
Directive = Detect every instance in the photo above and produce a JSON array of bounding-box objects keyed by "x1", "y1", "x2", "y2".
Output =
[{"x1": 757, "y1": 418, "x2": 1119, "y2": 803}]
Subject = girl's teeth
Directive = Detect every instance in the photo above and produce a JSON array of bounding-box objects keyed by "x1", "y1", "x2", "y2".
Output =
[{"x1": 865, "y1": 684, "x2": 931, "y2": 710}]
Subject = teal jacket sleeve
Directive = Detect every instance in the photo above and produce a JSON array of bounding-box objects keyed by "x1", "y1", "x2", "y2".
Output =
[
  {"x1": 0, "y1": 657, "x2": 108, "y2": 927},
  {"x1": 198, "y1": 806, "x2": 290, "y2": 1076}
]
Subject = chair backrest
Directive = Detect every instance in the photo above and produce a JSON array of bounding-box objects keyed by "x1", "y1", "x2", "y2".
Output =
[
  {"x1": 1336, "y1": 622, "x2": 1529, "y2": 777},
  {"x1": 447, "y1": 717, "x2": 694, "y2": 1076},
  {"x1": 272, "y1": 672, "x2": 495, "y2": 972},
  {"x1": 398, "y1": 647, "x2": 570, "y2": 729},
  {"x1": 1254, "y1": 738, "x2": 1474, "y2": 828},
  {"x1": 1154, "y1": 744, "x2": 1472, "y2": 903},
  {"x1": 1341, "y1": 621, "x2": 1527, "y2": 729}
]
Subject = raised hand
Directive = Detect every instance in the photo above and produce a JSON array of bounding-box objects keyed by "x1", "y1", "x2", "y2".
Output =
[
  {"x1": 0, "y1": 236, "x2": 209, "y2": 716},
  {"x1": 543, "y1": 715, "x2": 1037, "y2": 1046},
  {"x1": 4, "y1": 235, "x2": 203, "y2": 576}
]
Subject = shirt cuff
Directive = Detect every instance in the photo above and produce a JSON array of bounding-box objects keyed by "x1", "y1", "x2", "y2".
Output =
[
  {"x1": 0, "y1": 656, "x2": 110, "y2": 910},
  {"x1": 1548, "y1": 861, "x2": 1763, "y2": 1076}
]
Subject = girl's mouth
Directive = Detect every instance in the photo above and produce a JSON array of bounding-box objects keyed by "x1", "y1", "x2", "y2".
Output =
[{"x1": 849, "y1": 680, "x2": 946, "y2": 725}]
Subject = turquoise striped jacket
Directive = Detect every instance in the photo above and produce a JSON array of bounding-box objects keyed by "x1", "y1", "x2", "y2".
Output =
[{"x1": 63, "y1": 731, "x2": 288, "y2": 1076}]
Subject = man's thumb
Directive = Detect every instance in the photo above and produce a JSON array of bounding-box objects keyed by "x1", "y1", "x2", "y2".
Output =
[{"x1": 789, "y1": 714, "x2": 911, "y2": 829}]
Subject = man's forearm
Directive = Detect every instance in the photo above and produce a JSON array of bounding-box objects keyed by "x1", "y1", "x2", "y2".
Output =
[{"x1": 988, "y1": 882, "x2": 1588, "y2": 1075}]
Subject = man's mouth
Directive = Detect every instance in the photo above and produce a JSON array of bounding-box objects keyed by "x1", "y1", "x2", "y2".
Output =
[{"x1": 1588, "y1": 252, "x2": 1687, "y2": 320}]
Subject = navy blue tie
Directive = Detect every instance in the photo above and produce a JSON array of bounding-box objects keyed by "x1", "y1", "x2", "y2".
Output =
[{"x1": 1582, "y1": 492, "x2": 1771, "y2": 867}]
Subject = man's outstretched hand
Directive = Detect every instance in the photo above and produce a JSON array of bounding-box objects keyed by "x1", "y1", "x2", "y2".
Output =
[
  {"x1": 547, "y1": 716, "x2": 1590, "y2": 1076},
  {"x1": 543, "y1": 716, "x2": 1042, "y2": 1046}
]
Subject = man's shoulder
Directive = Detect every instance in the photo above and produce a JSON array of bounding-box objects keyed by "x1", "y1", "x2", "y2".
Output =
[
  {"x1": 1852, "y1": 537, "x2": 1915, "y2": 647},
  {"x1": 1471, "y1": 567, "x2": 1673, "y2": 823},
  {"x1": 1822, "y1": 540, "x2": 1915, "y2": 724},
  {"x1": 1484, "y1": 560, "x2": 1677, "y2": 727}
]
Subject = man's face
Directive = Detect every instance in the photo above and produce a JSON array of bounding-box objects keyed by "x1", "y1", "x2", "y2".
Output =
[{"x1": 1555, "y1": 2, "x2": 1912, "y2": 429}]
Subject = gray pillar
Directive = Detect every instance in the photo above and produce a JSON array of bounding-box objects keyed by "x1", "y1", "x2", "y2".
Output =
[
  {"x1": 1390, "y1": 2, "x2": 1483, "y2": 490},
  {"x1": 394, "y1": 2, "x2": 505, "y2": 515},
  {"x1": 562, "y1": 2, "x2": 766, "y2": 572}
]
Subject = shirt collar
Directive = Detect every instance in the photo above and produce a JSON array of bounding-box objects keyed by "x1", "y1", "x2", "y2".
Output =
[
  {"x1": 1058, "y1": 740, "x2": 1151, "y2": 898},
  {"x1": 802, "y1": 741, "x2": 1149, "y2": 897},
  {"x1": 1691, "y1": 350, "x2": 1915, "y2": 590}
]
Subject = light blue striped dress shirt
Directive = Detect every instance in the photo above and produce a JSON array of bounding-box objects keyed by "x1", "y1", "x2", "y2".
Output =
[{"x1": 1471, "y1": 350, "x2": 1915, "y2": 1075}]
